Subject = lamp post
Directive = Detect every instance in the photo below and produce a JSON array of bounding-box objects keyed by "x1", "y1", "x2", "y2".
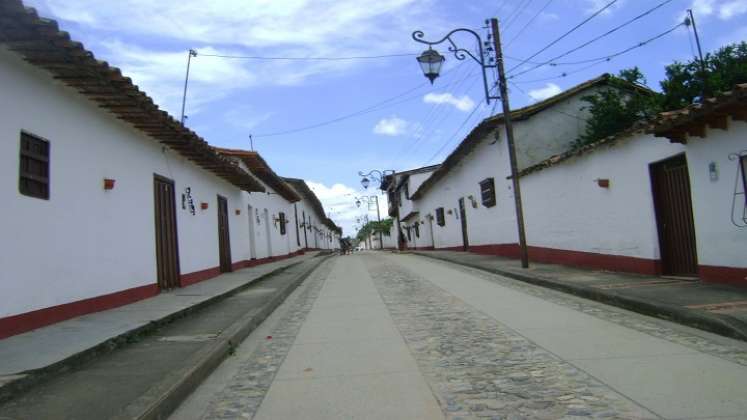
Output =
[
  {"x1": 356, "y1": 195, "x2": 383, "y2": 249},
  {"x1": 411, "y1": 18, "x2": 530, "y2": 268}
]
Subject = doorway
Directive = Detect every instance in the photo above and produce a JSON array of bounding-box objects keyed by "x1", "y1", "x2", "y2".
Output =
[
  {"x1": 217, "y1": 195, "x2": 232, "y2": 273},
  {"x1": 650, "y1": 154, "x2": 698, "y2": 277},
  {"x1": 458, "y1": 198, "x2": 469, "y2": 251},
  {"x1": 153, "y1": 175, "x2": 181, "y2": 289}
]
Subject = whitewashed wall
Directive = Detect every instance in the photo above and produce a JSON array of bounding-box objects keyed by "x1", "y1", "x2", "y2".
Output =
[
  {"x1": 412, "y1": 89, "x2": 604, "y2": 250},
  {"x1": 521, "y1": 134, "x2": 685, "y2": 259},
  {"x1": 0, "y1": 48, "x2": 251, "y2": 318},
  {"x1": 685, "y1": 119, "x2": 747, "y2": 270}
]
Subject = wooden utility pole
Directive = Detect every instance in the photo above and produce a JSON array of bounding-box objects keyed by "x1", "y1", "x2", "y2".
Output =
[{"x1": 490, "y1": 18, "x2": 529, "y2": 268}]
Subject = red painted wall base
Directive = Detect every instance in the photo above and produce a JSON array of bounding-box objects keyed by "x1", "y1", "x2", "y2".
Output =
[
  {"x1": 0, "y1": 250, "x2": 307, "y2": 340},
  {"x1": 0, "y1": 284, "x2": 159, "y2": 340},
  {"x1": 429, "y1": 243, "x2": 745, "y2": 286}
]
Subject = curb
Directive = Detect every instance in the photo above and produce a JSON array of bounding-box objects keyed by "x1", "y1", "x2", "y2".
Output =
[
  {"x1": 410, "y1": 252, "x2": 747, "y2": 342},
  {"x1": 119, "y1": 254, "x2": 333, "y2": 420},
  {"x1": 0, "y1": 255, "x2": 317, "y2": 405}
]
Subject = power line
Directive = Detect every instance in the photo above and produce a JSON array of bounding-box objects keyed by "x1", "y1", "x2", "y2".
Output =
[
  {"x1": 510, "y1": 22, "x2": 686, "y2": 83},
  {"x1": 252, "y1": 68, "x2": 468, "y2": 138},
  {"x1": 506, "y1": 0, "x2": 618, "y2": 74},
  {"x1": 503, "y1": 0, "x2": 535, "y2": 32},
  {"x1": 196, "y1": 52, "x2": 418, "y2": 61},
  {"x1": 423, "y1": 96, "x2": 489, "y2": 166},
  {"x1": 391, "y1": 63, "x2": 475, "y2": 166},
  {"x1": 509, "y1": 0, "x2": 675, "y2": 79},
  {"x1": 399, "y1": 70, "x2": 481, "y2": 165},
  {"x1": 506, "y1": 0, "x2": 556, "y2": 47}
]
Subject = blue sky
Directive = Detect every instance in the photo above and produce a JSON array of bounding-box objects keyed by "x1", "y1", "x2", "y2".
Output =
[{"x1": 24, "y1": 0, "x2": 747, "y2": 235}]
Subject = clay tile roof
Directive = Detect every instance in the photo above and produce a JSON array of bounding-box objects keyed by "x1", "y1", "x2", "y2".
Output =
[
  {"x1": 214, "y1": 148, "x2": 301, "y2": 202},
  {"x1": 410, "y1": 74, "x2": 650, "y2": 200},
  {"x1": 282, "y1": 177, "x2": 341, "y2": 234},
  {"x1": 516, "y1": 83, "x2": 747, "y2": 178},
  {"x1": 0, "y1": 1, "x2": 264, "y2": 193}
]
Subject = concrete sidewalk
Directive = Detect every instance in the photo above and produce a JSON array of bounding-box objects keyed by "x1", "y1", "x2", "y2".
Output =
[
  {"x1": 409, "y1": 250, "x2": 747, "y2": 341},
  {"x1": 0, "y1": 252, "x2": 320, "y2": 396}
]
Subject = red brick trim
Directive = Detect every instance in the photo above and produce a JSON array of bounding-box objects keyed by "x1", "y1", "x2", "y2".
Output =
[
  {"x1": 0, "y1": 283, "x2": 159, "y2": 339},
  {"x1": 180, "y1": 266, "x2": 221, "y2": 287},
  {"x1": 0, "y1": 250, "x2": 308, "y2": 339},
  {"x1": 180, "y1": 250, "x2": 306, "y2": 287},
  {"x1": 699, "y1": 265, "x2": 747, "y2": 285},
  {"x1": 435, "y1": 243, "x2": 660, "y2": 275}
]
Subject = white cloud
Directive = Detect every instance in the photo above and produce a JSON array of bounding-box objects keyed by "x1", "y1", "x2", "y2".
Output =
[
  {"x1": 528, "y1": 83, "x2": 562, "y2": 101},
  {"x1": 689, "y1": 0, "x2": 747, "y2": 20},
  {"x1": 305, "y1": 181, "x2": 388, "y2": 236},
  {"x1": 373, "y1": 116, "x2": 422, "y2": 137},
  {"x1": 24, "y1": 0, "x2": 445, "y2": 117},
  {"x1": 423, "y1": 92, "x2": 475, "y2": 111}
]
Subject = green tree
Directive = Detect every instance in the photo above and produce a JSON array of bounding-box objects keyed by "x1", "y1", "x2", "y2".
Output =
[
  {"x1": 574, "y1": 68, "x2": 661, "y2": 148},
  {"x1": 660, "y1": 41, "x2": 747, "y2": 110}
]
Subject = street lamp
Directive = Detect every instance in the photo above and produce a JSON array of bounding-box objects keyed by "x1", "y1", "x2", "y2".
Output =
[
  {"x1": 416, "y1": 48, "x2": 445, "y2": 84},
  {"x1": 412, "y1": 19, "x2": 530, "y2": 268},
  {"x1": 358, "y1": 169, "x2": 395, "y2": 190}
]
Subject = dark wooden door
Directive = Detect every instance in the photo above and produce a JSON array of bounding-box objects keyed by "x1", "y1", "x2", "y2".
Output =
[
  {"x1": 217, "y1": 195, "x2": 232, "y2": 273},
  {"x1": 458, "y1": 198, "x2": 469, "y2": 251},
  {"x1": 650, "y1": 154, "x2": 698, "y2": 276},
  {"x1": 154, "y1": 175, "x2": 180, "y2": 289}
]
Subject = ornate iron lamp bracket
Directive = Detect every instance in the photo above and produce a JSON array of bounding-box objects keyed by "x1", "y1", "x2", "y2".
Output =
[{"x1": 412, "y1": 28, "x2": 500, "y2": 103}]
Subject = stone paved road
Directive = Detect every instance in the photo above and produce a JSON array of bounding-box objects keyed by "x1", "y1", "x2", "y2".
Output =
[{"x1": 172, "y1": 253, "x2": 747, "y2": 420}]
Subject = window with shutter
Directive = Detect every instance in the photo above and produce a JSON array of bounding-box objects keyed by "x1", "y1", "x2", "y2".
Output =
[
  {"x1": 479, "y1": 178, "x2": 496, "y2": 208},
  {"x1": 435, "y1": 207, "x2": 445, "y2": 226},
  {"x1": 19, "y1": 132, "x2": 50, "y2": 200},
  {"x1": 414, "y1": 223, "x2": 420, "y2": 238},
  {"x1": 279, "y1": 212, "x2": 287, "y2": 235}
]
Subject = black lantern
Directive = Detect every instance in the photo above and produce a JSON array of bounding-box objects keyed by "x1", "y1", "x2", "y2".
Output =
[
  {"x1": 416, "y1": 48, "x2": 445, "y2": 84},
  {"x1": 356, "y1": 199, "x2": 362, "y2": 208},
  {"x1": 360, "y1": 177, "x2": 370, "y2": 189}
]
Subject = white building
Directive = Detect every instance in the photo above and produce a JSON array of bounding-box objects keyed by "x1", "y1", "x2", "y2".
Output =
[
  {"x1": 0, "y1": 5, "x2": 339, "y2": 339},
  {"x1": 403, "y1": 75, "x2": 631, "y2": 254},
  {"x1": 400, "y1": 72, "x2": 746, "y2": 285},
  {"x1": 382, "y1": 165, "x2": 440, "y2": 250},
  {"x1": 283, "y1": 177, "x2": 342, "y2": 251},
  {"x1": 518, "y1": 84, "x2": 747, "y2": 284}
]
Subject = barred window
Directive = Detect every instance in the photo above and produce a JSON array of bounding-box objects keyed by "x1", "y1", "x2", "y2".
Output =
[
  {"x1": 19, "y1": 132, "x2": 50, "y2": 200},
  {"x1": 435, "y1": 207, "x2": 445, "y2": 226},
  {"x1": 479, "y1": 178, "x2": 496, "y2": 208},
  {"x1": 279, "y1": 212, "x2": 287, "y2": 235}
]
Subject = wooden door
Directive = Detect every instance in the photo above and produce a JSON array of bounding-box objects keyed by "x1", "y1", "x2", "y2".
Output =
[
  {"x1": 153, "y1": 175, "x2": 180, "y2": 289},
  {"x1": 217, "y1": 195, "x2": 232, "y2": 273},
  {"x1": 458, "y1": 198, "x2": 469, "y2": 251},
  {"x1": 650, "y1": 154, "x2": 698, "y2": 276}
]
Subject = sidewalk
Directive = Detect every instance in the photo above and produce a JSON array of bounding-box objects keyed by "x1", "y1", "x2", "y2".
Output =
[
  {"x1": 0, "y1": 252, "x2": 320, "y2": 392},
  {"x1": 409, "y1": 250, "x2": 747, "y2": 341}
]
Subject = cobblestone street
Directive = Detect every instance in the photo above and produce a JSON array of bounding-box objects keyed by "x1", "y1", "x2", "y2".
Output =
[{"x1": 173, "y1": 253, "x2": 747, "y2": 420}]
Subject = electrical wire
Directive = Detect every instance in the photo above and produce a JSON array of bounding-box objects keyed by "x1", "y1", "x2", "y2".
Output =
[
  {"x1": 510, "y1": 22, "x2": 685, "y2": 84},
  {"x1": 506, "y1": 0, "x2": 556, "y2": 47},
  {"x1": 399, "y1": 70, "x2": 481, "y2": 164},
  {"x1": 506, "y1": 0, "x2": 618, "y2": 74},
  {"x1": 252, "y1": 68, "x2": 468, "y2": 138},
  {"x1": 509, "y1": 0, "x2": 675, "y2": 79},
  {"x1": 391, "y1": 63, "x2": 475, "y2": 165},
  {"x1": 503, "y1": 0, "x2": 535, "y2": 32},
  {"x1": 196, "y1": 52, "x2": 419, "y2": 61}
]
